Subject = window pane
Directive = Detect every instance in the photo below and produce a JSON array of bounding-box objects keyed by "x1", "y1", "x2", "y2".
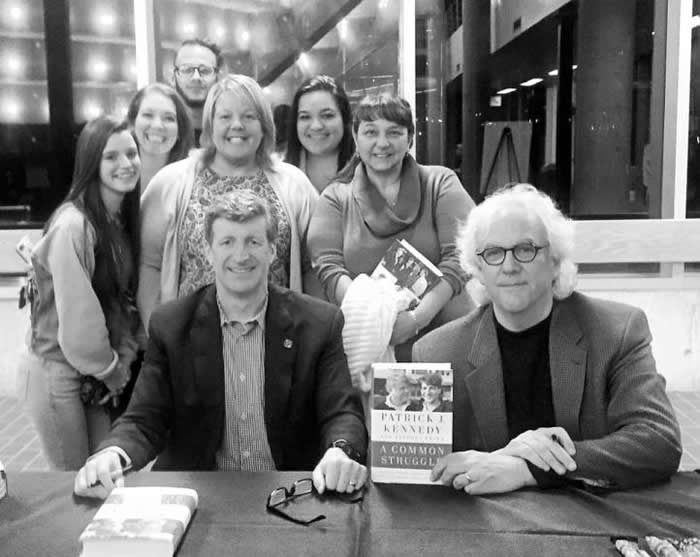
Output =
[
  {"x1": 153, "y1": 0, "x2": 400, "y2": 130},
  {"x1": 415, "y1": 0, "x2": 447, "y2": 165},
  {"x1": 478, "y1": 0, "x2": 662, "y2": 219},
  {"x1": 0, "y1": 0, "x2": 49, "y2": 224},
  {"x1": 69, "y1": 0, "x2": 137, "y2": 121},
  {"x1": 688, "y1": 0, "x2": 700, "y2": 218}
]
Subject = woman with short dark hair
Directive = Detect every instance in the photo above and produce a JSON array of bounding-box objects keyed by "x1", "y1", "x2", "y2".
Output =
[{"x1": 308, "y1": 93, "x2": 475, "y2": 360}]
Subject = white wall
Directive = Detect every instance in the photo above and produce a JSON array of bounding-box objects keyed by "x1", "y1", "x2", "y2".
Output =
[
  {"x1": 578, "y1": 289, "x2": 700, "y2": 391},
  {"x1": 1, "y1": 283, "x2": 698, "y2": 398}
]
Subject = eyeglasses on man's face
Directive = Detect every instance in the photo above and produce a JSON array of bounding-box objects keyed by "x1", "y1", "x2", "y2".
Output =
[
  {"x1": 174, "y1": 64, "x2": 218, "y2": 78},
  {"x1": 266, "y1": 478, "x2": 326, "y2": 526},
  {"x1": 477, "y1": 242, "x2": 549, "y2": 266}
]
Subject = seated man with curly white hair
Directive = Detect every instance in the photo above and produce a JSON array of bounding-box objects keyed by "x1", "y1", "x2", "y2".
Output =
[{"x1": 413, "y1": 184, "x2": 681, "y2": 494}]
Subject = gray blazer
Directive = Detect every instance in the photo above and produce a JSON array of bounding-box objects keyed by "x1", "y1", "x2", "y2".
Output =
[{"x1": 413, "y1": 291, "x2": 682, "y2": 490}]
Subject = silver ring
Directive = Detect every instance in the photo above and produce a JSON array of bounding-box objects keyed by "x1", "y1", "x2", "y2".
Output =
[
  {"x1": 464, "y1": 473, "x2": 473, "y2": 484},
  {"x1": 349, "y1": 481, "x2": 357, "y2": 486}
]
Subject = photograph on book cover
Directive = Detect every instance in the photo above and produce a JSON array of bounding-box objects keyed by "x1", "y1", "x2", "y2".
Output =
[
  {"x1": 370, "y1": 363, "x2": 453, "y2": 484},
  {"x1": 370, "y1": 240, "x2": 443, "y2": 307}
]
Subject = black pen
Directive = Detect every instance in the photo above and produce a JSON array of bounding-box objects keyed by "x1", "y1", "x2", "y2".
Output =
[{"x1": 88, "y1": 463, "x2": 133, "y2": 487}]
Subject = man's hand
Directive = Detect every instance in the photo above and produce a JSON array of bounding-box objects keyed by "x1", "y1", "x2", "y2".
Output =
[
  {"x1": 496, "y1": 427, "x2": 577, "y2": 475},
  {"x1": 431, "y1": 450, "x2": 536, "y2": 495},
  {"x1": 312, "y1": 447, "x2": 367, "y2": 494},
  {"x1": 73, "y1": 450, "x2": 125, "y2": 499}
]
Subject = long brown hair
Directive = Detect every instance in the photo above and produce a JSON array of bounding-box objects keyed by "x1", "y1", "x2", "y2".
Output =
[
  {"x1": 286, "y1": 75, "x2": 354, "y2": 173},
  {"x1": 46, "y1": 115, "x2": 140, "y2": 315}
]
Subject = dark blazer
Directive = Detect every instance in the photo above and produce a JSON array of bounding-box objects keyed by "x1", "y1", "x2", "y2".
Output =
[
  {"x1": 413, "y1": 292, "x2": 682, "y2": 490},
  {"x1": 102, "y1": 283, "x2": 367, "y2": 471}
]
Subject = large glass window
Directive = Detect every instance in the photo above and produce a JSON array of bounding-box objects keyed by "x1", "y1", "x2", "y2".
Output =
[
  {"x1": 0, "y1": 0, "x2": 137, "y2": 226},
  {"x1": 153, "y1": 0, "x2": 400, "y2": 118},
  {"x1": 69, "y1": 0, "x2": 137, "y2": 121},
  {"x1": 688, "y1": 0, "x2": 700, "y2": 219},
  {"x1": 0, "y1": 0, "x2": 50, "y2": 224},
  {"x1": 477, "y1": 0, "x2": 662, "y2": 220}
]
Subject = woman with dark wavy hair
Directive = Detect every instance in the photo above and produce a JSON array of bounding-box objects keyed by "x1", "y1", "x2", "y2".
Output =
[
  {"x1": 286, "y1": 75, "x2": 354, "y2": 192},
  {"x1": 19, "y1": 115, "x2": 142, "y2": 470},
  {"x1": 127, "y1": 82, "x2": 194, "y2": 190}
]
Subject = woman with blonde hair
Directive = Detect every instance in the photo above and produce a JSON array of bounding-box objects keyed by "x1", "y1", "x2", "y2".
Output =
[{"x1": 138, "y1": 74, "x2": 319, "y2": 327}]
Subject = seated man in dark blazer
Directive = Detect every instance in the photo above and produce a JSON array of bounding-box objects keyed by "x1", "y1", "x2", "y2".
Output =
[
  {"x1": 75, "y1": 191, "x2": 367, "y2": 498},
  {"x1": 414, "y1": 184, "x2": 681, "y2": 494}
]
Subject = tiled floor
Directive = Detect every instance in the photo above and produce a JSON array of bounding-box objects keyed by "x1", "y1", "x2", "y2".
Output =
[{"x1": 0, "y1": 392, "x2": 699, "y2": 473}]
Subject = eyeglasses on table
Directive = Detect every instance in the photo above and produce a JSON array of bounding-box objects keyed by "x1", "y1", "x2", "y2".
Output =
[{"x1": 266, "y1": 477, "x2": 363, "y2": 526}]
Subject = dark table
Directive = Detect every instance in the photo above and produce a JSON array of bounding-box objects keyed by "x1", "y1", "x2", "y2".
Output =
[{"x1": 1, "y1": 471, "x2": 699, "y2": 556}]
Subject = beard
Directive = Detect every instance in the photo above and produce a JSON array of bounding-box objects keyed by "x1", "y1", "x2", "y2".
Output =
[{"x1": 175, "y1": 81, "x2": 206, "y2": 109}]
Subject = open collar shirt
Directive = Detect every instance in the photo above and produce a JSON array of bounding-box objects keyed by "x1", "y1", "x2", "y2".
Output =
[{"x1": 214, "y1": 294, "x2": 276, "y2": 471}]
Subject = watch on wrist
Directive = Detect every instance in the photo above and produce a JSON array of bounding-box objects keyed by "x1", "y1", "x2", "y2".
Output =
[{"x1": 331, "y1": 439, "x2": 362, "y2": 462}]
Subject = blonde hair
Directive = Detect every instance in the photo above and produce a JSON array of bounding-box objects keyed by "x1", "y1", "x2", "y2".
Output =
[
  {"x1": 200, "y1": 74, "x2": 275, "y2": 169},
  {"x1": 458, "y1": 184, "x2": 577, "y2": 303}
]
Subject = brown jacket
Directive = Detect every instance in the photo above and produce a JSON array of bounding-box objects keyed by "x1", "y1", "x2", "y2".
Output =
[{"x1": 413, "y1": 292, "x2": 682, "y2": 490}]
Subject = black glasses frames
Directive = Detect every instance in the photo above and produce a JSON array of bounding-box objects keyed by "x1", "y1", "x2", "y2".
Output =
[
  {"x1": 477, "y1": 242, "x2": 549, "y2": 266},
  {"x1": 174, "y1": 65, "x2": 218, "y2": 78},
  {"x1": 266, "y1": 478, "x2": 326, "y2": 526}
]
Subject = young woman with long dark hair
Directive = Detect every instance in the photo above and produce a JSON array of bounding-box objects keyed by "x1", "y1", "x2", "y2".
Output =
[
  {"x1": 18, "y1": 115, "x2": 142, "y2": 470},
  {"x1": 286, "y1": 75, "x2": 354, "y2": 193}
]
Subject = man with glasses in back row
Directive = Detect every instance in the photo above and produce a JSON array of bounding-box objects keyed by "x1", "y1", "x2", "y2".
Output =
[
  {"x1": 172, "y1": 38, "x2": 222, "y2": 145},
  {"x1": 414, "y1": 184, "x2": 681, "y2": 495}
]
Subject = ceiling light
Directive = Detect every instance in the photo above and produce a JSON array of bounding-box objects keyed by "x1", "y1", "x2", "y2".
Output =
[
  {"x1": 83, "y1": 100, "x2": 103, "y2": 120},
  {"x1": 95, "y1": 10, "x2": 116, "y2": 32},
  {"x1": 496, "y1": 87, "x2": 516, "y2": 95},
  {"x1": 520, "y1": 78, "x2": 543, "y2": 87},
  {"x1": 8, "y1": 3, "x2": 25, "y2": 26},
  {"x1": 2, "y1": 97, "x2": 22, "y2": 121},
  {"x1": 337, "y1": 19, "x2": 348, "y2": 40}
]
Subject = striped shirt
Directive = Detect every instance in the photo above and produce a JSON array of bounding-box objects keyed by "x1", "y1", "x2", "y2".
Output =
[{"x1": 214, "y1": 295, "x2": 276, "y2": 471}]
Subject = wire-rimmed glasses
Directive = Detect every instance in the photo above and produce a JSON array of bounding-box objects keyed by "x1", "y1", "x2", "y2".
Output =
[{"x1": 477, "y1": 242, "x2": 549, "y2": 266}]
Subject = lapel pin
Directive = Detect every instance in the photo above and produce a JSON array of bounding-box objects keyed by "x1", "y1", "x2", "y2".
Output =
[{"x1": 283, "y1": 339, "x2": 293, "y2": 349}]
